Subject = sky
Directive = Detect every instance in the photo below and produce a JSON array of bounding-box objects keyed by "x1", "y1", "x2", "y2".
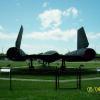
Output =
[{"x1": 0, "y1": 0, "x2": 100, "y2": 54}]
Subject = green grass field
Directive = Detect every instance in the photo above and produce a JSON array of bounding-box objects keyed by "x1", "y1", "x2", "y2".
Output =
[
  {"x1": 0, "y1": 60, "x2": 100, "y2": 100},
  {"x1": 0, "y1": 79, "x2": 100, "y2": 100},
  {"x1": 0, "y1": 60, "x2": 100, "y2": 68}
]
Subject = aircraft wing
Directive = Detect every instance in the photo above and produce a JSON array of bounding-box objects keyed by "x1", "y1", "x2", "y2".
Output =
[
  {"x1": 24, "y1": 54, "x2": 62, "y2": 63},
  {"x1": 6, "y1": 26, "x2": 96, "y2": 63},
  {"x1": 24, "y1": 54, "x2": 84, "y2": 62}
]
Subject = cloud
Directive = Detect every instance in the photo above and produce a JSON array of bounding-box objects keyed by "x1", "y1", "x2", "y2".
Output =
[
  {"x1": 63, "y1": 7, "x2": 79, "y2": 17},
  {"x1": 0, "y1": 32, "x2": 16, "y2": 40},
  {"x1": 16, "y1": 2, "x2": 21, "y2": 6},
  {"x1": 15, "y1": 0, "x2": 21, "y2": 6},
  {"x1": 43, "y1": 2, "x2": 48, "y2": 8},
  {"x1": 88, "y1": 32, "x2": 100, "y2": 39},
  {"x1": 38, "y1": 7, "x2": 79, "y2": 29},
  {"x1": 0, "y1": 25, "x2": 4, "y2": 31},
  {"x1": 1, "y1": 28, "x2": 100, "y2": 54},
  {"x1": 23, "y1": 28, "x2": 77, "y2": 42},
  {"x1": 0, "y1": 28, "x2": 77, "y2": 41},
  {"x1": 1, "y1": 28, "x2": 100, "y2": 43},
  {"x1": 15, "y1": 18, "x2": 20, "y2": 22},
  {"x1": 21, "y1": 44, "x2": 58, "y2": 54},
  {"x1": 38, "y1": 9, "x2": 62, "y2": 29}
]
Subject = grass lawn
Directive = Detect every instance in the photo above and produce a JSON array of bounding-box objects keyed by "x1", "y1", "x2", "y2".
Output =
[
  {"x1": 0, "y1": 79, "x2": 100, "y2": 100},
  {"x1": 0, "y1": 60, "x2": 100, "y2": 100},
  {"x1": 0, "y1": 60, "x2": 100, "y2": 68}
]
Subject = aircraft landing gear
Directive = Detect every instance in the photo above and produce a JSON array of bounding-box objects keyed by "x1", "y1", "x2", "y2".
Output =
[
  {"x1": 42, "y1": 61, "x2": 50, "y2": 68},
  {"x1": 61, "y1": 59, "x2": 66, "y2": 69},
  {"x1": 28, "y1": 58, "x2": 34, "y2": 69}
]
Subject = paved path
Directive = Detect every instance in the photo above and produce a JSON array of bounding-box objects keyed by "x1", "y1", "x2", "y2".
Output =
[{"x1": 0, "y1": 77, "x2": 100, "y2": 82}]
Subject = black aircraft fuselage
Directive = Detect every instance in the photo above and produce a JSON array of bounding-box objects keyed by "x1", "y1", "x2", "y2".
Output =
[
  {"x1": 6, "y1": 26, "x2": 96, "y2": 64},
  {"x1": 7, "y1": 47, "x2": 61, "y2": 63}
]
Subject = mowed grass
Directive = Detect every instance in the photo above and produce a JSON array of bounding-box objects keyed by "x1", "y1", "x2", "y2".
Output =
[
  {"x1": 0, "y1": 60, "x2": 27, "y2": 68},
  {"x1": 0, "y1": 79, "x2": 100, "y2": 100},
  {"x1": 0, "y1": 60, "x2": 100, "y2": 68},
  {"x1": 0, "y1": 60, "x2": 100, "y2": 100}
]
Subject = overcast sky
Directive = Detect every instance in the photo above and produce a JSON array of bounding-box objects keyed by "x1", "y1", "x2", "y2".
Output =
[{"x1": 0, "y1": 0, "x2": 100, "y2": 54}]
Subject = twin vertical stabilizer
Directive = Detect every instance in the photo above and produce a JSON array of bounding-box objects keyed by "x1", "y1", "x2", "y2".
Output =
[
  {"x1": 77, "y1": 27, "x2": 89, "y2": 49},
  {"x1": 15, "y1": 25, "x2": 23, "y2": 49},
  {"x1": 15, "y1": 25, "x2": 89, "y2": 50}
]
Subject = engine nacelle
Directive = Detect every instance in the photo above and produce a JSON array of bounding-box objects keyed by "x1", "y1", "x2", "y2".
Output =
[
  {"x1": 7, "y1": 47, "x2": 26, "y2": 61},
  {"x1": 66, "y1": 48, "x2": 96, "y2": 61},
  {"x1": 82, "y1": 48, "x2": 96, "y2": 60}
]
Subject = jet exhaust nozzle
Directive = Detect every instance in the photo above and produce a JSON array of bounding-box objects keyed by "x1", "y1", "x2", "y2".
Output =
[{"x1": 7, "y1": 47, "x2": 26, "y2": 61}]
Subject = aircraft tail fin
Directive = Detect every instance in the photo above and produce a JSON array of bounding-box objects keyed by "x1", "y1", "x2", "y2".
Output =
[
  {"x1": 15, "y1": 25, "x2": 23, "y2": 49},
  {"x1": 77, "y1": 27, "x2": 89, "y2": 49}
]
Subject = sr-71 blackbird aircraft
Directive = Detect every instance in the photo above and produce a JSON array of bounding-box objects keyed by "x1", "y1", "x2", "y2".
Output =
[{"x1": 6, "y1": 25, "x2": 96, "y2": 68}]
